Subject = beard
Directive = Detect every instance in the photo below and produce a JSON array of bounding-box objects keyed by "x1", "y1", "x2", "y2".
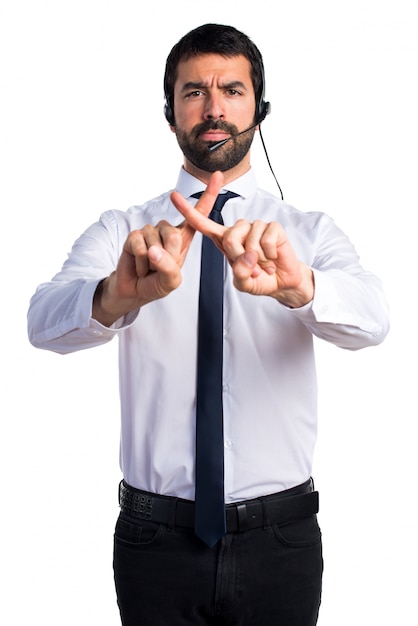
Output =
[{"x1": 174, "y1": 120, "x2": 255, "y2": 172}]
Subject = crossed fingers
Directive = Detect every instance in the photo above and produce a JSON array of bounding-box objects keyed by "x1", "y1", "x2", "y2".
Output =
[
  {"x1": 171, "y1": 171, "x2": 280, "y2": 273},
  {"x1": 171, "y1": 171, "x2": 226, "y2": 253}
]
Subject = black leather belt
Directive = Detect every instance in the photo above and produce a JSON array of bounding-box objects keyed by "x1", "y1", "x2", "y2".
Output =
[{"x1": 119, "y1": 479, "x2": 319, "y2": 533}]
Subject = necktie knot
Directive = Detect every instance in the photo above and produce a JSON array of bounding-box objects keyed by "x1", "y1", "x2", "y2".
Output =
[{"x1": 191, "y1": 190, "x2": 239, "y2": 225}]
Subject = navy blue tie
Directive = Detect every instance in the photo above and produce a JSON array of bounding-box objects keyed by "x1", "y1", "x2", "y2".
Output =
[{"x1": 192, "y1": 190, "x2": 239, "y2": 548}]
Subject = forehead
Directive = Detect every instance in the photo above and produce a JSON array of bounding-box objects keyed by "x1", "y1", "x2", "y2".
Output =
[{"x1": 174, "y1": 53, "x2": 253, "y2": 89}]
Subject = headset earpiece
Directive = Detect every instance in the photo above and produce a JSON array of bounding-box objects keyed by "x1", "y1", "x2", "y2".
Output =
[
  {"x1": 255, "y1": 57, "x2": 270, "y2": 124},
  {"x1": 164, "y1": 97, "x2": 175, "y2": 126},
  {"x1": 257, "y1": 100, "x2": 270, "y2": 124}
]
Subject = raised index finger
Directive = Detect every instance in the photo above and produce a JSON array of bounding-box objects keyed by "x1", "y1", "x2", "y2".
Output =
[{"x1": 170, "y1": 171, "x2": 226, "y2": 239}]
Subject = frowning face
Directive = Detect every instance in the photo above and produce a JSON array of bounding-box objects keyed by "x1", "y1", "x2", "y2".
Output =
[{"x1": 172, "y1": 53, "x2": 257, "y2": 181}]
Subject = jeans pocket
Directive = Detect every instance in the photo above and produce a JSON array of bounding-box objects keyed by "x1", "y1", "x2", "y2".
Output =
[
  {"x1": 272, "y1": 515, "x2": 322, "y2": 548},
  {"x1": 114, "y1": 513, "x2": 164, "y2": 547}
]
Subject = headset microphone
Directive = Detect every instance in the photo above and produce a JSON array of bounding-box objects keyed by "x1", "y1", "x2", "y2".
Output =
[
  {"x1": 205, "y1": 101, "x2": 283, "y2": 200},
  {"x1": 207, "y1": 122, "x2": 259, "y2": 152}
]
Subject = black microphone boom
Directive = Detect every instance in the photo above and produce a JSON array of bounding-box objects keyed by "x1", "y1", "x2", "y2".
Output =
[
  {"x1": 206, "y1": 114, "x2": 284, "y2": 201},
  {"x1": 207, "y1": 123, "x2": 259, "y2": 152}
]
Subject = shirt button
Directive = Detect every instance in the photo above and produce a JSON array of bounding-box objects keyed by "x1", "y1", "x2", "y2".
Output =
[
  {"x1": 222, "y1": 384, "x2": 230, "y2": 393},
  {"x1": 224, "y1": 440, "x2": 233, "y2": 449}
]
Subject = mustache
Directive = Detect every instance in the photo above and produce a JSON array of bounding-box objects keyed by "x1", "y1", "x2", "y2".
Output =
[{"x1": 193, "y1": 120, "x2": 238, "y2": 138}]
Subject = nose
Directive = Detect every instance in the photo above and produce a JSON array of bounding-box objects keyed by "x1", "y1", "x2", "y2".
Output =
[{"x1": 203, "y1": 93, "x2": 224, "y2": 120}]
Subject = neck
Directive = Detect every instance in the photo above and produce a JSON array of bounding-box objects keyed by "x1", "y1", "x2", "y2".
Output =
[{"x1": 183, "y1": 155, "x2": 251, "y2": 185}]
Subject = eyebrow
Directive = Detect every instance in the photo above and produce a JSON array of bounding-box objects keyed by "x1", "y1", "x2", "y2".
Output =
[{"x1": 180, "y1": 80, "x2": 249, "y2": 93}]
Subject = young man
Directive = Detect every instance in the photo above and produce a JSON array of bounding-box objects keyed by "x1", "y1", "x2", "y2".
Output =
[{"x1": 28, "y1": 24, "x2": 389, "y2": 625}]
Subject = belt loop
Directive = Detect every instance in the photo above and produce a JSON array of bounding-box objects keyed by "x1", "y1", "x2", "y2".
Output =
[
  {"x1": 236, "y1": 503, "x2": 249, "y2": 531},
  {"x1": 167, "y1": 497, "x2": 178, "y2": 529},
  {"x1": 260, "y1": 497, "x2": 271, "y2": 529},
  {"x1": 118, "y1": 480, "x2": 125, "y2": 506}
]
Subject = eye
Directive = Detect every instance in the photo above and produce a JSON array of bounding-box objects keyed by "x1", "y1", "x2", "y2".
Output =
[{"x1": 186, "y1": 90, "x2": 203, "y2": 99}]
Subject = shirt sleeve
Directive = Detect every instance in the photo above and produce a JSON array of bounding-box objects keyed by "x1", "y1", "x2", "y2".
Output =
[
  {"x1": 27, "y1": 211, "x2": 139, "y2": 354},
  {"x1": 285, "y1": 213, "x2": 390, "y2": 349}
]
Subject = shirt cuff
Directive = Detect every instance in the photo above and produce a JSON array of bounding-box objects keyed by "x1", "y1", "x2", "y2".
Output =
[
  {"x1": 286, "y1": 268, "x2": 386, "y2": 336},
  {"x1": 88, "y1": 309, "x2": 140, "y2": 335},
  {"x1": 78, "y1": 279, "x2": 140, "y2": 337}
]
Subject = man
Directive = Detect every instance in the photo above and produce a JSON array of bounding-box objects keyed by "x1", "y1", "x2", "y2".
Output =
[{"x1": 28, "y1": 23, "x2": 389, "y2": 625}]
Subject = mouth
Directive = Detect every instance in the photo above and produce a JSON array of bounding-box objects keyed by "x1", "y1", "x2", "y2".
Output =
[{"x1": 198, "y1": 130, "x2": 230, "y2": 143}]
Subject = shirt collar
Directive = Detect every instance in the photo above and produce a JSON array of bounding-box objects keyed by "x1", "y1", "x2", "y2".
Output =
[{"x1": 174, "y1": 166, "x2": 258, "y2": 200}]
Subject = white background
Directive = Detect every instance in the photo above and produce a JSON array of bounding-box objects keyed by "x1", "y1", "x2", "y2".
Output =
[{"x1": 1, "y1": 1, "x2": 416, "y2": 623}]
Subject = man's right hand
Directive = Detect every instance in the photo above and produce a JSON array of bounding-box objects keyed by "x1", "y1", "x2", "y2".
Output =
[{"x1": 92, "y1": 171, "x2": 225, "y2": 326}]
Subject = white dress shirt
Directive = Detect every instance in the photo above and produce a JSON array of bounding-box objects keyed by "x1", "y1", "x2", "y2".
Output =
[{"x1": 28, "y1": 167, "x2": 389, "y2": 503}]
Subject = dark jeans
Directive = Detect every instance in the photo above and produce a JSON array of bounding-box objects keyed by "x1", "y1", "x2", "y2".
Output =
[{"x1": 113, "y1": 508, "x2": 323, "y2": 625}]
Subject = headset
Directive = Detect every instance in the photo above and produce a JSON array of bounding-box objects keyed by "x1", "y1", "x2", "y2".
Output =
[{"x1": 163, "y1": 55, "x2": 283, "y2": 199}]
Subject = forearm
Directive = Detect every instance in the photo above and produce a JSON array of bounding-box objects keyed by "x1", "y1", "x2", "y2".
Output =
[
  {"x1": 28, "y1": 275, "x2": 141, "y2": 354},
  {"x1": 28, "y1": 278, "x2": 105, "y2": 352},
  {"x1": 288, "y1": 268, "x2": 390, "y2": 350},
  {"x1": 28, "y1": 212, "x2": 136, "y2": 352}
]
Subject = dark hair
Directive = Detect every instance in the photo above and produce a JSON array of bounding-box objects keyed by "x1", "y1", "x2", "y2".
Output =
[{"x1": 163, "y1": 24, "x2": 266, "y2": 125}]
